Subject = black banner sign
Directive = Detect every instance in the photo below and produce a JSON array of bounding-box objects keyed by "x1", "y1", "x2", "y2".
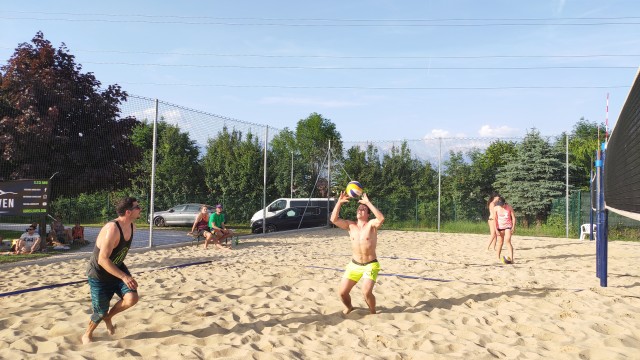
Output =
[{"x1": 0, "y1": 179, "x2": 51, "y2": 216}]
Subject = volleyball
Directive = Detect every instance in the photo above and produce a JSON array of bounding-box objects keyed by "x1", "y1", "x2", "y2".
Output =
[{"x1": 346, "y1": 181, "x2": 363, "y2": 198}]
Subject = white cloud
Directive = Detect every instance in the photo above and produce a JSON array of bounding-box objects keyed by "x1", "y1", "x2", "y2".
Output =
[
  {"x1": 426, "y1": 129, "x2": 450, "y2": 138},
  {"x1": 159, "y1": 109, "x2": 182, "y2": 126},
  {"x1": 128, "y1": 107, "x2": 192, "y2": 131},
  {"x1": 478, "y1": 125, "x2": 519, "y2": 137},
  {"x1": 259, "y1": 96, "x2": 361, "y2": 108}
]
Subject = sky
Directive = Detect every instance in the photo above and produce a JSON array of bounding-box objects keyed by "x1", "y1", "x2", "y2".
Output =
[{"x1": 1, "y1": 0, "x2": 639, "y2": 142}]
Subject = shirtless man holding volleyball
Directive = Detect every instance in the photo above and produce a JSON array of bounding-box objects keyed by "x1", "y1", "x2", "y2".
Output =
[{"x1": 330, "y1": 191, "x2": 385, "y2": 314}]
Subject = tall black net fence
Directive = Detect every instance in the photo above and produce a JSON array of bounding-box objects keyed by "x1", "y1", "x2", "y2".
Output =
[
  {"x1": 336, "y1": 137, "x2": 530, "y2": 228},
  {"x1": 0, "y1": 91, "x2": 280, "y2": 240},
  {"x1": 4, "y1": 88, "x2": 639, "y2": 246}
]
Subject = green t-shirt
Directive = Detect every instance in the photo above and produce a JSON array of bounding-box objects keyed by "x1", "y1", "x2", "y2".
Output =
[{"x1": 209, "y1": 213, "x2": 225, "y2": 229}]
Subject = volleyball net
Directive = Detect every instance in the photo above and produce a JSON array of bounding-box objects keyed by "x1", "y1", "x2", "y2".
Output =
[
  {"x1": 595, "y1": 67, "x2": 640, "y2": 287},
  {"x1": 604, "y1": 68, "x2": 640, "y2": 221}
]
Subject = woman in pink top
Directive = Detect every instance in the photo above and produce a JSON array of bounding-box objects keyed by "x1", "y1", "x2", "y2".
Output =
[{"x1": 492, "y1": 196, "x2": 516, "y2": 264}]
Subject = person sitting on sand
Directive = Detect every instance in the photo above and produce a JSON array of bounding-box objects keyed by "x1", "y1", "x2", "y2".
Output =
[
  {"x1": 330, "y1": 192, "x2": 385, "y2": 315},
  {"x1": 15, "y1": 226, "x2": 42, "y2": 254},
  {"x1": 72, "y1": 221, "x2": 88, "y2": 245},
  {"x1": 51, "y1": 215, "x2": 72, "y2": 244}
]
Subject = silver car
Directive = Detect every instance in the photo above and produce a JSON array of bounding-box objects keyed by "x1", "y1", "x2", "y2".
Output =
[{"x1": 150, "y1": 203, "x2": 214, "y2": 227}]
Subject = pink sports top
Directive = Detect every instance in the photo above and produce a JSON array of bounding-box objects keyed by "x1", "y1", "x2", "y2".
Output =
[{"x1": 496, "y1": 206, "x2": 513, "y2": 230}]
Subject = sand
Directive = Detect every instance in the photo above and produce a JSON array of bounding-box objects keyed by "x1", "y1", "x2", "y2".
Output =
[{"x1": 1, "y1": 228, "x2": 639, "y2": 359}]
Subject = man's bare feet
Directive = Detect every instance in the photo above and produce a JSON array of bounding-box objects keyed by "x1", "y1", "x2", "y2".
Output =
[
  {"x1": 364, "y1": 299, "x2": 376, "y2": 314},
  {"x1": 81, "y1": 333, "x2": 92, "y2": 344},
  {"x1": 342, "y1": 306, "x2": 354, "y2": 315},
  {"x1": 104, "y1": 318, "x2": 116, "y2": 335}
]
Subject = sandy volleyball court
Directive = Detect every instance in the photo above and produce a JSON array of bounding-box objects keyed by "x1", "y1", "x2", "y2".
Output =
[{"x1": 1, "y1": 228, "x2": 639, "y2": 359}]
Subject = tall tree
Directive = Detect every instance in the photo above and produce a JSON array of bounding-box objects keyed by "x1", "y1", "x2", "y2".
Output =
[
  {"x1": 333, "y1": 144, "x2": 383, "y2": 218},
  {"x1": 468, "y1": 140, "x2": 518, "y2": 219},
  {"x1": 379, "y1": 142, "x2": 421, "y2": 222},
  {"x1": 130, "y1": 120, "x2": 204, "y2": 211},
  {"x1": 336, "y1": 145, "x2": 379, "y2": 194},
  {"x1": 295, "y1": 113, "x2": 343, "y2": 197},
  {"x1": 202, "y1": 127, "x2": 263, "y2": 221},
  {"x1": 442, "y1": 151, "x2": 476, "y2": 221},
  {"x1": 268, "y1": 128, "x2": 299, "y2": 199},
  {"x1": 568, "y1": 118, "x2": 602, "y2": 190},
  {"x1": 494, "y1": 129, "x2": 565, "y2": 226},
  {"x1": 0, "y1": 32, "x2": 140, "y2": 196},
  {"x1": 414, "y1": 159, "x2": 439, "y2": 226}
]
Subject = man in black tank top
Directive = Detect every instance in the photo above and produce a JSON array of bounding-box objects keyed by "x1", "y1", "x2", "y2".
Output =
[{"x1": 82, "y1": 197, "x2": 141, "y2": 344}]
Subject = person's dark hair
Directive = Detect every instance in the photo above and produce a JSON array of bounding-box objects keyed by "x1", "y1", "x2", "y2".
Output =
[
  {"x1": 495, "y1": 196, "x2": 506, "y2": 207},
  {"x1": 115, "y1": 197, "x2": 138, "y2": 216},
  {"x1": 487, "y1": 191, "x2": 500, "y2": 207}
]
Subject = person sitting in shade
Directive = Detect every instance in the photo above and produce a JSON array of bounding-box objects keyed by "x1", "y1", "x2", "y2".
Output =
[
  {"x1": 15, "y1": 226, "x2": 42, "y2": 254},
  {"x1": 51, "y1": 215, "x2": 73, "y2": 244},
  {"x1": 72, "y1": 221, "x2": 89, "y2": 245}
]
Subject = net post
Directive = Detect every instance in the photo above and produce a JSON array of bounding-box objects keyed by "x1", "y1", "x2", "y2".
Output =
[
  {"x1": 595, "y1": 142, "x2": 608, "y2": 287},
  {"x1": 598, "y1": 142, "x2": 608, "y2": 287}
]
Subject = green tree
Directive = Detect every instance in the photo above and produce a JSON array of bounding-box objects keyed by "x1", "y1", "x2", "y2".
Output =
[
  {"x1": 467, "y1": 140, "x2": 518, "y2": 219},
  {"x1": 267, "y1": 129, "x2": 300, "y2": 199},
  {"x1": 333, "y1": 144, "x2": 383, "y2": 219},
  {"x1": 130, "y1": 120, "x2": 205, "y2": 212},
  {"x1": 568, "y1": 118, "x2": 603, "y2": 190},
  {"x1": 295, "y1": 113, "x2": 343, "y2": 197},
  {"x1": 378, "y1": 142, "x2": 422, "y2": 222},
  {"x1": 442, "y1": 151, "x2": 476, "y2": 221},
  {"x1": 334, "y1": 144, "x2": 381, "y2": 194},
  {"x1": 202, "y1": 127, "x2": 263, "y2": 221},
  {"x1": 494, "y1": 129, "x2": 565, "y2": 226},
  {"x1": 414, "y1": 160, "x2": 439, "y2": 226},
  {"x1": 0, "y1": 32, "x2": 140, "y2": 196}
]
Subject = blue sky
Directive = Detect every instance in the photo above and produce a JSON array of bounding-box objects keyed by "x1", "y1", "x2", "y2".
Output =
[{"x1": 1, "y1": 1, "x2": 639, "y2": 142}]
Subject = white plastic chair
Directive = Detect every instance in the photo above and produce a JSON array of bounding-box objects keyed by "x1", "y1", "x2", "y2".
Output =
[{"x1": 579, "y1": 223, "x2": 596, "y2": 240}]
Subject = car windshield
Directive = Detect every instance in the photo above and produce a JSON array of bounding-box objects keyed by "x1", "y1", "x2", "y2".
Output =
[{"x1": 269, "y1": 200, "x2": 286, "y2": 212}]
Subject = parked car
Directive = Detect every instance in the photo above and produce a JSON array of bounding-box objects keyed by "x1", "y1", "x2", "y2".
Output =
[
  {"x1": 251, "y1": 206, "x2": 329, "y2": 233},
  {"x1": 250, "y1": 197, "x2": 335, "y2": 225},
  {"x1": 150, "y1": 203, "x2": 214, "y2": 227}
]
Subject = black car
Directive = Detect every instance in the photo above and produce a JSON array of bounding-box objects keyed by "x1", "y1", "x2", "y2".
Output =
[{"x1": 251, "y1": 206, "x2": 329, "y2": 233}]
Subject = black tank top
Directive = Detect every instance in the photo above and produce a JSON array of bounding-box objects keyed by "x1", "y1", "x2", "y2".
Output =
[{"x1": 86, "y1": 220, "x2": 133, "y2": 282}]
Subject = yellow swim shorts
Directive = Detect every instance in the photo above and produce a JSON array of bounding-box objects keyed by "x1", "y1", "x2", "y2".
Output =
[{"x1": 343, "y1": 259, "x2": 381, "y2": 282}]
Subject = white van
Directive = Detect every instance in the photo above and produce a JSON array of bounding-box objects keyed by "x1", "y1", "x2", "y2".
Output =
[{"x1": 250, "y1": 198, "x2": 336, "y2": 226}]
